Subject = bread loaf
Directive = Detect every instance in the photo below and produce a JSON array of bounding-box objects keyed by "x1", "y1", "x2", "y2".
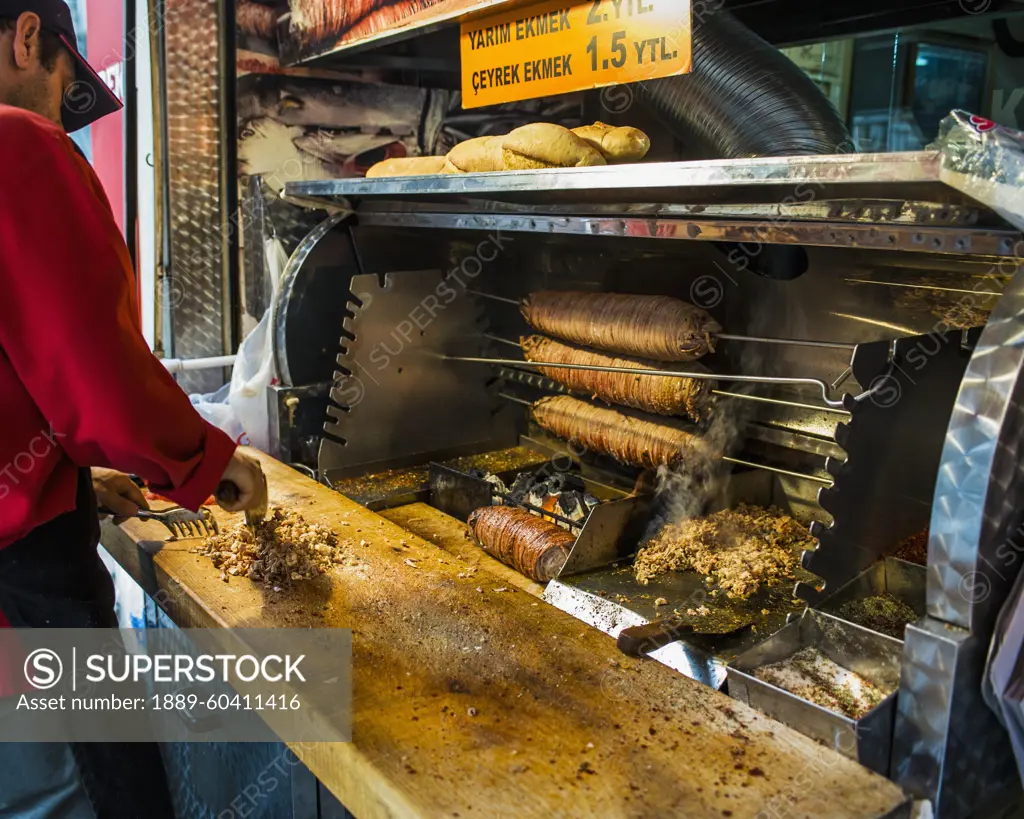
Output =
[
  {"x1": 365, "y1": 156, "x2": 447, "y2": 178},
  {"x1": 572, "y1": 122, "x2": 651, "y2": 163},
  {"x1": 501, "y1": 123, "x2": 606, "y2": 169},
  {"x1": 446, "y1": 135, "x2": 505, "y2": 172}
]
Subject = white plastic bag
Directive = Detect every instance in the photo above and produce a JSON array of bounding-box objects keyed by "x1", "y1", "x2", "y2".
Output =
[
  {"x1": 225, "y1": 308, "x2": 275, "y2": 451},
  {"x1": 191, "y1": 383, "x2": 249, "y2": 446},
  {"x1": 187, "y1": 236, "x2": 289, "y2": 451}
]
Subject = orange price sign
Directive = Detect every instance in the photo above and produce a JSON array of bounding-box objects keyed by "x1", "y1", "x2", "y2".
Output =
[{"x1": 460, "y1": 0, "x2": 691, "y2": 108}]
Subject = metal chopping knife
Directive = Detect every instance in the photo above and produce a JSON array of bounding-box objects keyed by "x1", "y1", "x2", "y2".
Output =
[
  {"x1": 215, "y1": 470, "x2": 268, "y2": 529},
  {"x1": 248, "y1": 470, "x2": 269, "y2": 527},
  {"x1": 616, "y1": 615, "x2": 755, "y2": 658}
]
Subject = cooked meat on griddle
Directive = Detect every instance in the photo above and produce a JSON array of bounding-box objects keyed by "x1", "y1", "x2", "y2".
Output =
[
  {"x1": 521, "y1": 291, "x2": 722, "y2": 362},
  {"x1": 532, "y1": 395, "x2": 714, "y2": 470},
  {"x1": 468, "y1": 506, "x2": 575, "y2": 582},
  {"x1": 521, "y1": 335, "x2": 715, "y2": 421},
  {"x1": 635, "y1": 505, "x2": 815, "y2": 599},
  {"x1": 194, "y1": 508, "x2": 348, "y2": 586}
]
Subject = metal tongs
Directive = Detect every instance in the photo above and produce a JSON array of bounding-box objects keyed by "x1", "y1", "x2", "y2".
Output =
[{"x1": 99, "y1": 505, "x2": 219, "y2": 538}]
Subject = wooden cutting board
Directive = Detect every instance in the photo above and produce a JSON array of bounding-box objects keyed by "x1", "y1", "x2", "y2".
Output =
[{"x1": 102, "y1": 452, "x2": 909, "y2": 819}]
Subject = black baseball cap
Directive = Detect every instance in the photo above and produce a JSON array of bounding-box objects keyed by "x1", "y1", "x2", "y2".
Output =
[{"x1": 0, "y1": 0, "x2": 122, "y2": 131}]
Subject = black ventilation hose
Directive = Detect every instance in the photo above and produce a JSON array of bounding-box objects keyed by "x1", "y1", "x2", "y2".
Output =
[
  {"x1": 635, "y1": 10, "x2": 854, "y2": 159},
  {"x1": 634, "y1": 11, "x2": 853, "y2": 279}
]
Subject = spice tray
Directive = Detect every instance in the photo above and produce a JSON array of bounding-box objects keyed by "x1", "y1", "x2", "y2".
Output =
[
  {"x1": 727, "y1": 610, "x2": 903, "y2": 776},
  {"x1": 818, "y1": 558, "x2": 926, "y2": 641}
]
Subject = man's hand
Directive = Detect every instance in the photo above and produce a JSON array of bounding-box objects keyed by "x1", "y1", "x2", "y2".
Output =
[
  {"x1": 92, "y1": 468, "x2": 149, "y2": 524},
  {"x1": 215, "y1": 447, "x2": 268, "y2": 513}
]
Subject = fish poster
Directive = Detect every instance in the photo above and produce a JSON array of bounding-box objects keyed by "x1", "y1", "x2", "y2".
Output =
[
  {"x1": 238, "y1": 74, "x2": 450, "y2": 189},
  {"x1": 237, "y1": 73, "x2": 584, "y2": 189}
]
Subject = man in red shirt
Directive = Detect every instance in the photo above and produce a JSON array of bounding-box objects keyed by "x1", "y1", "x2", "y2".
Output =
[{"x1": 0, "y1": 1, "x2": 269, "y2": 816}]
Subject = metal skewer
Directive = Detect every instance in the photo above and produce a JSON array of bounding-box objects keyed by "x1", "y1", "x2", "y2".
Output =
[
  {"x1": 484, "y1": 333, "x2": 525, "y2": 349},
  {"x1": 844, "y1": 278, "x2": 1003, "y2": 296},
  {"x1": 715, "y1": 333, "x2": 857, "y2": 351},
  {"x1": 468, "y1": 290, "x2": 520, "y2": 306},
  {"x1": 468, "y1": 290, "x2": 859, "y2": 351},
  {"x1": 722, "y1": 457, "x2": 834, "y2": 486},
  {"x1": 488, "y1": 336, "x2": 853, "y2": 416},
  {"x1": 498, "y1": 391, "x2": 533, "y2": 407},
  {"x1": 711, "y1": 390, "x2": 851, "y2": 417},
  {"x1": 495, "y1": 393, "x2": 834, "y2": 486},
  {"x1": 830, "y1": 367, "x2": 854, "y2": 391},
  {"x1": 449, "y1": 353, "x2": 869, "y2": 409}
]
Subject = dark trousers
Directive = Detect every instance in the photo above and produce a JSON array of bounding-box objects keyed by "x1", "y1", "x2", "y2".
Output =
[{"x1": 0, "y1": 469, "x2": 175, "y2": 819}]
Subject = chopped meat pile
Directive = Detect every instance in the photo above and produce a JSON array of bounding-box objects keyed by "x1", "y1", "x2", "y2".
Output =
[
  {"x1": 193, "y1": 508, "x2": 346, "y2": 586},
  {"x1": 634, "y1": 505, "x2": 815, "y2": 599},
  {"x1": 754, "y1": 647, "x2": 892, "y2": 719}
]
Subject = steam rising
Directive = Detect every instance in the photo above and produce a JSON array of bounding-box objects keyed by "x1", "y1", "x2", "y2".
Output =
[
  {"x1": 648, "y1": 388, "x2": 754, "y2": 536},
  {"x1": 647, "y1": 276, "x2": 781, "y2": 534}
]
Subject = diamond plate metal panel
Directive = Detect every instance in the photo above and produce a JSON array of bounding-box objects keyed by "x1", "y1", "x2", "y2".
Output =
[
  {"x1": 892, "y1": 618, "x2": 1021, "y2": 817},
  {"x1": 164, "y1": 0, "x2": 234, "y2": 394},
  {"x1": 895, "y1": 258, "x2": 1024, "y2": 816},
  {"x1": 927, "y1": 261, "x2": 1024, "y2": 633}
]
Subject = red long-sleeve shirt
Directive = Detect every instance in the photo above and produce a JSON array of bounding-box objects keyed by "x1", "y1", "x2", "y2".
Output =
[{"x1": 0, "y1": 105, "x2": 237, "y2": 551}]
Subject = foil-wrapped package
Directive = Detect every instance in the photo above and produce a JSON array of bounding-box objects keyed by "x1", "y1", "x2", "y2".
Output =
[{"x1": 931, "y1": 110, "x2": 1024, "y2": 231}]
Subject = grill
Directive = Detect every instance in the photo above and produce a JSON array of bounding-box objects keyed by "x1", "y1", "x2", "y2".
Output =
[{"x1": 276, "y1": 150, "x2": 1024, "y2": 813}]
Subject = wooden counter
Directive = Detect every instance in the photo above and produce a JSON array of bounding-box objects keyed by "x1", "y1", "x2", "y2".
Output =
[{"x1": 101, "y1": 453, "x2": 911, "y2": 819}]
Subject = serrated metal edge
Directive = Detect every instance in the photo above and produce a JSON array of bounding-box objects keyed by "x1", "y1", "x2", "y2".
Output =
[
  {"x1": 794, "y1": 403, "x2": 856, "y2": 604},
  {"x1": 322, "y1": 273, "x2": 494, "y2": 455},
  {"x1": 322, "y1": 276, "x2": 387, "y2": 447}
]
